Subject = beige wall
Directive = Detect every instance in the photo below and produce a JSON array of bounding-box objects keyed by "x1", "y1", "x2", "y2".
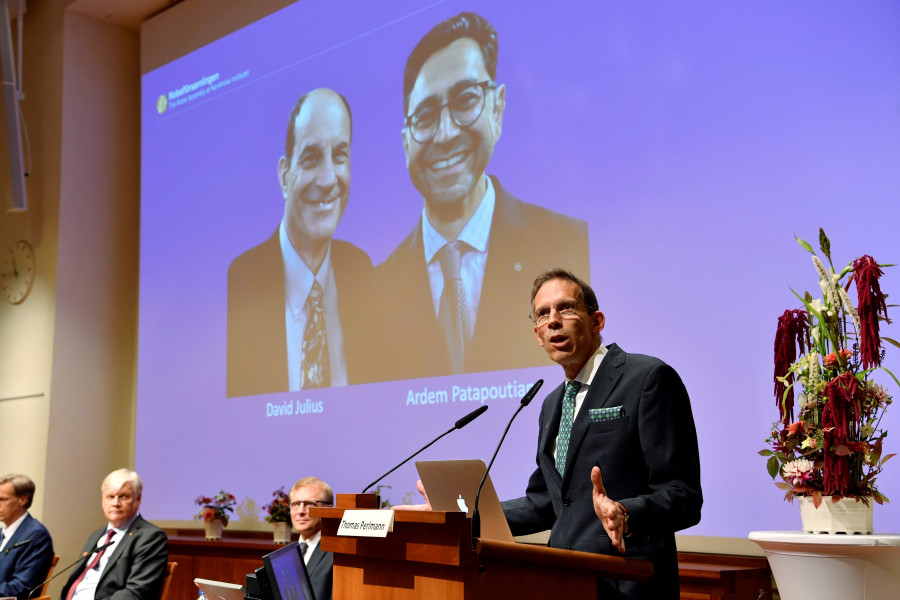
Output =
[{"x1": 0, "y1": 2, "x2": 141, "y2": 596}]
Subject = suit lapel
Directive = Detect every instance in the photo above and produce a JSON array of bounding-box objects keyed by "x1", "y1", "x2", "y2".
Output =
[
  {"x1": 101, "y1": 517, "x2": 141, "y2": 582},
  {"x1": 306, "y1": 544, "x2": 324, "y2": 576},
  {"x1": 0, "y1": 514, "x2": 31, "y2": 566},
  {"x1": 561, "y1": 346, "x2": 625, "y2": 482}
]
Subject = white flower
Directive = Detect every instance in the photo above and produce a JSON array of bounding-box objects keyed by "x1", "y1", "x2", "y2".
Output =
[
  {"x1": 783, "y1": 459, "x2": 815, "y2": 486},
  {"x1": 809, "y1": 299, "x2": 825, "y2": 314},
  {"x1": 838, "y1": 286, "x2": 861, "y2": 333}
]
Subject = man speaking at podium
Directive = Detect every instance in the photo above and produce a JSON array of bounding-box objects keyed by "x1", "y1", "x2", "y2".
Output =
[{"x1": 501, "y1": 269, "x2": 702, "y2": 599}]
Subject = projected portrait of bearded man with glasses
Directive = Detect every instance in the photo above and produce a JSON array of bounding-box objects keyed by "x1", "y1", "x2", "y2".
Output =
[{"x1": 376, "y1": 11, "x2": 591, "y2": 381}]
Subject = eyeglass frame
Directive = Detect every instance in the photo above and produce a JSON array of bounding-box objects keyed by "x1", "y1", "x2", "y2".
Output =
[
  {"x1": 289, "y1": 499, "x2": 331, "y2": 511},
  {"x1": 404, "y1": 80, "x2": 497, "y2": 144},
  {"x1": 529, "y1": 300, "x2": 585, "y2": 326}
]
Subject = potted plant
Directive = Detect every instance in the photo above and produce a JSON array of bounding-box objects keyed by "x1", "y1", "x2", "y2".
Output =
[
  {"x1": 762, "y1": 229, "x2": 896, "y2": 533},
  {"x1": 263, "y1": 486, "x2": 292, "y2": 544},
  {"x1": 195, "y1": 490, "x2": 237, "y2": 540}
]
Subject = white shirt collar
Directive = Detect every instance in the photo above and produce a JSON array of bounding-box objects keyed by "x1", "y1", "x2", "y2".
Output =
[
  {"x1": 568, "y1": 344, "x2": 608, "y2": 387},
  {"x1": 422, "y1": 175, "x2": 495, "y2": 263},
  {"x1": 279, "y1": 219, "x2": 334, "y2": 319},
  {"x1": 0, "y1": 511, "x2": 28, "y2": 549}
]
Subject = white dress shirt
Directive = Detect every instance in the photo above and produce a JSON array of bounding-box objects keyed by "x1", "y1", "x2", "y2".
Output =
[
  {"x1": 299, "y1": 530, "x2": 321, "y2": 564},
  {"x1": 0, "y1": 511, "x2": 27, "y2": 551},
  {"x1": 552, "y1": 344, "x2": 608, "y2": 462},
  {"x1": 71, "y1": 513, "x2": 140, "y2": 600},
  {"x1": 280, "y1": 220, "x2": 347, "y2": 389},
  {"x1": 422, "y1": 176, "x2": 496, "y2": 342}
]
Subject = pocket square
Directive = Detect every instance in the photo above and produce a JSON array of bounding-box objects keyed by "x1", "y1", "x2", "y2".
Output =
[{"x1": 589, "y1": 406, "x2": 625, "y2": 422}]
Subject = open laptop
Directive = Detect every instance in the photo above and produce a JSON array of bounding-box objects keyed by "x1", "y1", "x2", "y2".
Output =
[
  {"x1": 416, "y1": 459, "x2": 515, "y2": 543},
  {"x1": 194, "y1": 578, "x2": 245, "y2": 600}
]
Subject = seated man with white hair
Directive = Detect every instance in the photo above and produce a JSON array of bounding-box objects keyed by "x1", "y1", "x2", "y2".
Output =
[{"x1": 61, "y1": 469, "x2": 168, "y2": 600}]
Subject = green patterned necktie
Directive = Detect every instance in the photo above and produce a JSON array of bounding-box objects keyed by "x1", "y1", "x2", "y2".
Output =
[{"x1": 556, "y1": 380, "x2": 582, "y2": 475}]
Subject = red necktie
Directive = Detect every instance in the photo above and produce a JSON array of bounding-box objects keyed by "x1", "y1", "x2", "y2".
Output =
[{"x1": 65, "y1": 529, "x2": 116, "y2": 600}]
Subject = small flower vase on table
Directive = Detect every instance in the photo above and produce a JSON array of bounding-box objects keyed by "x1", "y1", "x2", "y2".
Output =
[
  {"x1": 272, "y1": 521, "x2": 291, "y2": 544},
  {"x1": 195, "y1": 490, "x2": 236, "y2": 541},
  {"x1": 205, "y1": 518, "x2": 225, "y2": 540},
  {"x1": 263, "y1": 486, "x2": 292, "y2": 544}
]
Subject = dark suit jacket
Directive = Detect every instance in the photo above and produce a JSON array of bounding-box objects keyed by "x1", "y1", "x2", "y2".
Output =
[
  {"x1": 376, "y1": 176, "x2": 590, "y2": 380},
  {"x1": 60, "y1": 516, "x2": 168, "y2": 600},
  {"x1": 305, "y1": 544, "x2": 332, "y2": 600},
  {"x1": 227, "y1": 233, "x2": 375, "y2": 397},
  {"x1": 502, "y1": 344, "x2": 702, "y2": 600},
  {"x1": 0, "y1": 513, "x2": 54, "y2": 600}
]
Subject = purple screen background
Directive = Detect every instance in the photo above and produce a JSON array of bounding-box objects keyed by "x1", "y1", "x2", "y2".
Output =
[{"x1": 137, "y1": 0, "x2": 900, "y2": 537}]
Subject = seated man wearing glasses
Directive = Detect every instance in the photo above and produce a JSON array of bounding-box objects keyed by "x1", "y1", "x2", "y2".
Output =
[
  {"x1": 289, "y1": 477, "x2": 333, "y2": 600},
  {"x1": 377, "y1": 11, "x2": 590, "y2": 379}
]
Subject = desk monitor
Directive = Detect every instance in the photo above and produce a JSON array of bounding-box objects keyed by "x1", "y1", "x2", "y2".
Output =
[{"x1": 262, "y1": 541, "x2": 316, "y2": 600}]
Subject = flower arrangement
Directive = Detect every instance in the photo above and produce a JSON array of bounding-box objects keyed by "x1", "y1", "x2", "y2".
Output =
[
  {"x1": 194, "y1": 490, "x2": 237, "y2": 524},
  {"x1": 263, "y1": 486, "x2": 291, "y2": 523},
  {"x1": 762, "y1": 229, "x2": 897, "y2": 507}
]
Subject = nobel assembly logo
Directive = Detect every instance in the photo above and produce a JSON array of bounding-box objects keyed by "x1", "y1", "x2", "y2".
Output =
[{"x1": 157, "y1": 70, "x2": 249, "y2": 115}]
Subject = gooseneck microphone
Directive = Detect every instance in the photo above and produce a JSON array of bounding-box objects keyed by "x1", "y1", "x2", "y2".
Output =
[
  {"x1": 361, "y1": 405, "x2": 489, "y2": 493},
  {"x1": 471, "y1": 379, "x2": 543, "y2": 541},
  {"x1": 28, "y1": 540, "x2": 116, "y2": 599}
]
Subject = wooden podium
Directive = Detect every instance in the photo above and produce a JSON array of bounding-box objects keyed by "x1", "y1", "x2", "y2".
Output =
[{"x1": 314, "y1": 494, "x2": 653, "y2": 599}]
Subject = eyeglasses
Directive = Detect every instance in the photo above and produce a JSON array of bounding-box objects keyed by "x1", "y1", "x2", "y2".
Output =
[
  {"x1": 405, "y1": 80, "x2": 496, "y2": 144},
  {"x1": 530, "y1": 301, "x2": 583, "y2": 326},
  {"x1": 290, "y1": 500, "x2": 330, "y2": 510}
]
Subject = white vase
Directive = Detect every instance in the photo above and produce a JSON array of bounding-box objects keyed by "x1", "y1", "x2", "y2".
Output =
[
  {"x1": 799, "y1": 496, "x2": 873, "y2": 534},
  {"x1": 272, "y1": 521, "x2": 291, "y2": 544},
  {"x1": 204, "y1": 518, "x2": 226, "y2": 540}
]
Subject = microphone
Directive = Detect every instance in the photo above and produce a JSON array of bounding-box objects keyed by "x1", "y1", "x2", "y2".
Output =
[
  {"x1": 4, "y1": 539, "x2": 32, "y2": 553},
  {"x1": 361, "y1": 405, "x2": 489, "y2": 493},
  {"x1": 471, "y1": 379, "x2": 543, "y2": 542},
  {"x1": 28, "y1": 540, "x2": 116, "y2": 599}
]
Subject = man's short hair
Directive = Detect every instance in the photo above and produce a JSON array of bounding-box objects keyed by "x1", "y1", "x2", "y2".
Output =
[
  {"x1": 290, "y1": 477, "x2": 333, "y2": 505},
  {"x1": 403, "y1": 12, "x2": 499, "y2": 115},
  {"x1": 101, "y1": 468, "x2": 143, "y2": 497},
  {"x1": 531, "y1": 268, "x2": 599, "y2": 315},
  {"x1": 283, "y1": 90, "x2": 353, "y2": 162},
  {"x1": 0, "y1": 473, "x2": 35, "y2": 509}
]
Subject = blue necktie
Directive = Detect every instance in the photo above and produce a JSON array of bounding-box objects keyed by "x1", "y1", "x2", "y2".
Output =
[{"x1": 556, "y1": 381, "x2": 582, "y2": 475}]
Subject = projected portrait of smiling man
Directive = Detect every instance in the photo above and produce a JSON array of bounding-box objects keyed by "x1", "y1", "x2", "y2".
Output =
[
  {"x1": 228, "y1": 88, "x2": 374, "y2": 397},
  {"x1": 377, "y1": 12, "x2": 590, "y2": 380}
]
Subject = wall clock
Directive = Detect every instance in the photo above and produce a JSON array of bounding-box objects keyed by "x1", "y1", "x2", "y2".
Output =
[{"x1": 2, "y1": 240, "x2": 36, "y2": 304}]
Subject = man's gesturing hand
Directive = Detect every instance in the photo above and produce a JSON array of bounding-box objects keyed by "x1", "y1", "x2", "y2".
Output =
[{"x1": 591, "y1": 466, "x2": 626, "y2": 553}]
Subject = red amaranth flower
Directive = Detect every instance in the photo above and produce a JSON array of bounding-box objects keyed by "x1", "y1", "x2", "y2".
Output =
[
  {"x1": 822, "y1": 372, "x2": 861, "y2": 496},
  {"x1": 774, "y1": 309, "x2": 809, "y2": 425},
  {"x1": 852, "y1": 255, "x2": 889, "y2": 369}
]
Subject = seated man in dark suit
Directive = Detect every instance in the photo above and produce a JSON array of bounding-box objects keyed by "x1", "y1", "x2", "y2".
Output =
[
  {"x1": 228, "y1": 88, "x2": 374, "y2": 397},
  {"x1": 288, "y1": 477, "x2": 333, "y2": 600},
  {"x1": 61, "y1": 469, "x2": 168, "y2": 600},
  {"x1": 377, "y1": 12, "x2": 590, "y2": 380},
  {"x1": 0, "y1": 473, "x2": 54, "y2": 600}
]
